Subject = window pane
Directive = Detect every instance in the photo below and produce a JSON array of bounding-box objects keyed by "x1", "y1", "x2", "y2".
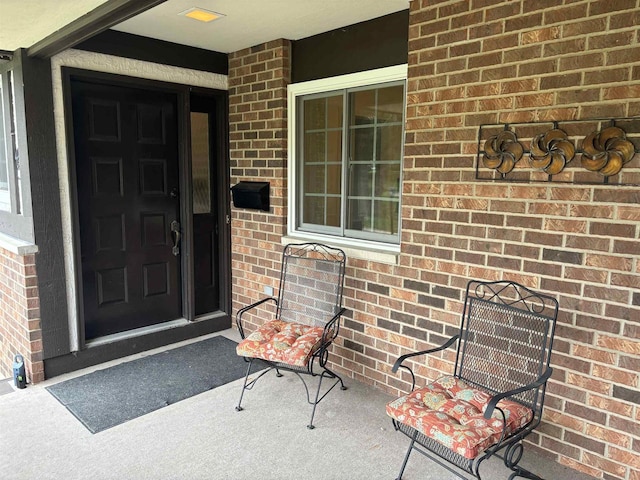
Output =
[
  {"x1": 350, "y1": 163, "x2": 372, "y2": 197},
  {"x1": 376, "y1": 125, "x2": 403, "y2": 161},
  {"x1": 350, "y1": 90, "x2": 376, "y2": 125},
  {"x1": 347, "y1": 198, "x2": 372, "y2": 231},
  {"x1": 373, "y1": 200, "x2": 399, "y2": 234},
  {"x1": 304, "y1": 131, "x2": 326, "y2": 163},
  {"x1": 190, "y1": 112, "x2": 211, "y2": 214},
  {"x1": 8, "y1": 71, "x2": 21, "y2": 214},
  {"x1": 305, "y1": 165, "x2": 326, "y2": 194},
  {"x1": 351, "y1": 127, "x2": 374, "y2": 161},
  {"x1": 375, "y1": 163, "x2": 401, "y2": 198},
  {"x1": 327, "y1": 95, "x2": 343, "y2": 128},
  {"x1": 304, "y1": 98, "x2": 326, "y2": 130},
  {"x1": 326, "y1": 197, "x2": 340, "y2": 227},
  {"x1": 327, "y1": 163, "x2": 341, "y2": 195},
  {"x1": 327, "y1": 130, "x2": 341, "y2": 162},
  {"x1": 0, "y1": 81, "x2": 8, "y2": 191},
  {"x1": 303, "y1": 196, "x2": 324, "y2": 224},
  {"x1": 346, "y1": 84, "x2": 404, "y2": 239},
  {"x1": 300, "y1": 94, "x2": 343, "y2": 230},
  {"x1": 303, "y1": 195, "x2": 341, "y2": 228},
  {"x1": 376, "y1": 85, "x2": 404, "y2": 123}
]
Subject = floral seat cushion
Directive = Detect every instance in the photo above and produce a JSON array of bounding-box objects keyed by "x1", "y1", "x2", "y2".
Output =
[
  {"x1": 236, "y1": 319, "x2": 325, "y2": 367},
  {"x1": 386, "y1": 376, "x2": 533, "y2": 459}
]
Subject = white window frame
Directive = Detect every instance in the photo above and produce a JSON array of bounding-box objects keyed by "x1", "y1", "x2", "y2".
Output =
[
  {"x1": 0, "y1": 60, "x2": 30, "y2": 238},
  {"x1": 287, "y1": 64, "x2": 407, "y2": 253},
  {"x1": 0, "y1": 70, "x2": 12, "y2": 211}
]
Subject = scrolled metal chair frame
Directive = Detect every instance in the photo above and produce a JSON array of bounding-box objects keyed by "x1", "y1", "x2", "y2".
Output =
[
  {"x1": 235, "y1": 243, "x2": 347, "y2": 429},
  {"x1": 390, "y1": 279, "x2": 558, "y2": 480}
]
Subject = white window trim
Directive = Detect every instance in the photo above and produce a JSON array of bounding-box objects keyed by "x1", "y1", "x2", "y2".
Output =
[
  {"x1": 287, "y1": 64, "x2": 408, "y2": 254},
  {"x1": 0, "y1": 70, "x2": 12, "y2": 213}
]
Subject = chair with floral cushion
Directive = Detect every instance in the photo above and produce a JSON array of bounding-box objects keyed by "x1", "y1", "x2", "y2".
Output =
[
  {"x1": 235, "y1": 242, "x2": 347, "y2": 429},
  {"x1": 386, "y1": 280, "x2": 559, "y2": 480}
]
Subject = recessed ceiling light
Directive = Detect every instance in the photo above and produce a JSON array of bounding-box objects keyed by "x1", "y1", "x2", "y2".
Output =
[{"x1": 179, "y1": 7, "x2": 224, "y2": 23}]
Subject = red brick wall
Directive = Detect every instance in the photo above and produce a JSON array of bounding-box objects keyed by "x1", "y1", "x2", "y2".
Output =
[
  {"x1": 228, "y1": 3, "x2": 640, "y2": 478},
  {"x1": 399, "y1": 2, "x2": 639, "y2": 479},
  {"x1": 0, "y1": 246, "x2": 43, "y2": 384},
  {"x1": 228, "y1": 39, "x2": 291, "y2": 332}
]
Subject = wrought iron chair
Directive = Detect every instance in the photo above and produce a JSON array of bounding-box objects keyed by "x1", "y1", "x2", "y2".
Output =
[
  {"x1": 235, "y1": 242, "x2": 347, "y2": 429},
  {"x1": 386, "y1": 280, "x2": 558, "y2": 480}
]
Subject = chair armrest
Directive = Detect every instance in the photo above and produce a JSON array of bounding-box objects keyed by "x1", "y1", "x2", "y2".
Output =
[
  {"x1": 235, "y1": 297, "x2": 278, "y2": 339},
  {"x1": 311, "y1": 308, "x2": 346, "y2": 369},
  {"x1": 391, "y1": 335, "x2": 459, "y2": 373},
  {"x1": 390, "y1": 335, "x2": 459, "y2": 392},
  {"x1": 322, "y1": 307, "x2": 347, "y2": 343},
  {"x1": 484, "y1": 367, "x2": 553, "y2": 420}
]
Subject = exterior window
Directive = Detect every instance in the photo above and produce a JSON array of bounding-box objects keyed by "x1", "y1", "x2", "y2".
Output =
[
  {"x1": 0, "y1": 69, "x2": 21, "y2": 214},
  {"x1": 0, "y1": 76, "x2": 10, "y2": 210},
  {"x1": 0, "y1": 56, "x2": 34, "y2": 242},
  {"x1": 8, "y1": 71, "x2": 22, "y2": 214},
  {"x1": 291, "y1": 68, "x2": 406, "y2": 246}
]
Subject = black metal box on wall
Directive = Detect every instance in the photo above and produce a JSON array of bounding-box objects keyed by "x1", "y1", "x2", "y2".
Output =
[{"x1": 231, "y1": 181, "x2": 270, "y2": 211}]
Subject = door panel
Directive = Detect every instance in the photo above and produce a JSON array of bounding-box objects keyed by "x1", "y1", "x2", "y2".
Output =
[{"x1": 72, "y1": 80, "x2": 182, "y2": 340}]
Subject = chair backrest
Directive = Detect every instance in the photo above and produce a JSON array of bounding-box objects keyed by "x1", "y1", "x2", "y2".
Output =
[
  {"x1": 276, "y1": 243, "x2": 346, "y2": 327},
  {"x1": 455, "y1": 280, "x2": 558, "y2": 413}
]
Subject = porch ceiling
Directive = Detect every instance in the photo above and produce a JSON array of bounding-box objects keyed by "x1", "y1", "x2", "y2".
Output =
[
  {"x1": 0, "y1": 0, "x2": 410, "y2": 54},
  {"x1": 0, "y1": 0, "x2": 110, "y2": 52}
]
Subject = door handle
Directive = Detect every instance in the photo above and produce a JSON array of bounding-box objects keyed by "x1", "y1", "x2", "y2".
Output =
[{"x1": 170, "y1": 220, "x2": 181, "y2": 256}]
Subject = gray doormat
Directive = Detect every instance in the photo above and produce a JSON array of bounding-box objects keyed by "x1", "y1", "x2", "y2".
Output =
[{"x1": 46, "y1": 335, "x2": 250, "y2": 433}]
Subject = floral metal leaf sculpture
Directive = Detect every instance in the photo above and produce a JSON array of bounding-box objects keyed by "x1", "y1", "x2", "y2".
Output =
[
  {"x1": 581, "y1": 126, "x2": 635, "y2": 177},
  {"x1": 482, "y1": 131, "x2": 524, "y2": 174},
  {"x1": 528, "y1": 128, "x2": 575, "y2": 175}
]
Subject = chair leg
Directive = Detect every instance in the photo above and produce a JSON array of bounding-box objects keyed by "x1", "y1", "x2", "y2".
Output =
[
  {"x1": 235, "y1": 359, "x2": 254, "y2": 412},
  {"x1": 395, "y1": 436, "x2": 416, "y2": 480},
  {"x1": 307, "y1": 369, "x2": 346, "y2": 429},
  {"x1": 508, "y1": 470, "x2": 543, "y2": 480},
  {"x1": 307, "y1": 371, "x2": 326, "y2": 429},
  {"x1": 505, "y1": 441, "x2": 543, "y2": 480},
  {"x1": 324, "y1": 365, "x2": 348, "y2": 390}
]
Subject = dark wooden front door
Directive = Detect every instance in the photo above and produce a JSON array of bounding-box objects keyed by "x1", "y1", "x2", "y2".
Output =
[{"x1": 71, "y1": 80, "x2": 182, "y2": 339}]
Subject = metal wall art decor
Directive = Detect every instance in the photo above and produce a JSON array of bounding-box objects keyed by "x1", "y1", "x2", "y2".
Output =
[
  {"x1": 581, "y1": 126, "x2": 635, "y2": 177},
  {"x1": 476, "y1": 118, "x2": 640, "y2": 185},
  {"x1": 529, "y1": 129, "x2": 575, "y2": 175},
  {"x1": 482, "y1": 131, "x2": 524, "y2": 174}
]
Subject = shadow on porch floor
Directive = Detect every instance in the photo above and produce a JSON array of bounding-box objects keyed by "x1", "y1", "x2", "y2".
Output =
[{"x1": 0, "y1": 329, "x2": 595, "y2": 480}]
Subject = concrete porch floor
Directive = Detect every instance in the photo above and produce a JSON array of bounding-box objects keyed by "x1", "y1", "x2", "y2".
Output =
[{"x1": 0, "y1": 330, "x2": 595, "y2": 480}]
